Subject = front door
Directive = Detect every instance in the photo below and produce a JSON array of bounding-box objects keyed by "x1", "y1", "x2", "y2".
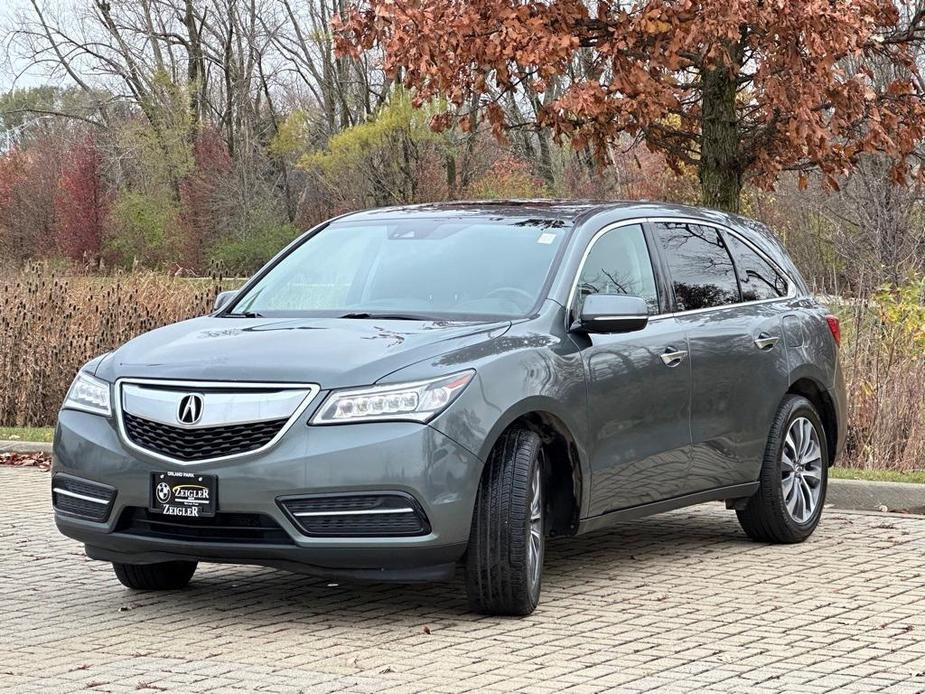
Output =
[{"x1": 570, "y1": 223, "x2": 693, "y2": 516}]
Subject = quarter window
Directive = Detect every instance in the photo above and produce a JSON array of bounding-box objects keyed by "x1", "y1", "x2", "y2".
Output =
[
  {"x1": 576, "y1": 224, "x2": 659, "y2": 315},
  {"x1": 653, "y1": 222, "x2": 739, "y2": 311},
  {"x1": 724, "y1": 234, "x2": 788, "y2": 301}
]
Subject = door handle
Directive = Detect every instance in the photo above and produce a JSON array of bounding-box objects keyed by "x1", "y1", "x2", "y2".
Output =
[
  {"x1": 754, "y1": 333, "x2": 780, "y2": 350},
  {"x1": 660, "y1": 348, "x2": 688, "y2": 367}
]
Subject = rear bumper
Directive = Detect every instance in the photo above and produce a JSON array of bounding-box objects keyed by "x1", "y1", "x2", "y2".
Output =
[
  {"x1": 829, "y1": 360, "x2": 849, "y2": 464},
  {"x1": 52, "y1": 408, "x2": 482, "y2": 581}
]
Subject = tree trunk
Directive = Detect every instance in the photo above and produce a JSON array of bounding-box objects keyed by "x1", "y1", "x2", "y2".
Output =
[
  {"x1": 699, "y1": 62, "x2": 742, "y2": 213},
  {"x1": 184, "y1": 0, "x2": 204, "y2": 132},
  {"x1": 445, "y1": 153, "x2": 457, "y2": 199}
]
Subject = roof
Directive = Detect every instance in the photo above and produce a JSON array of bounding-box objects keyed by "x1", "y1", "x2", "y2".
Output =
[{"x1": 335, "y1": 199, "x2": 757, "y2": 230}]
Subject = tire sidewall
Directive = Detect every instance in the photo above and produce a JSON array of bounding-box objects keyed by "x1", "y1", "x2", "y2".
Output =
[
  {"x1": 464, "y1": 428, "x2": 547, "y2": 615},
  {"x1": 770, "y1": 398, "x2": 829, "y2": 534}
]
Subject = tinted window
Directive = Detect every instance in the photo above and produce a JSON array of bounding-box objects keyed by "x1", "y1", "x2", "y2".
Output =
[
  {"x1": 576, "y1": 224, "x2": 658, "y2": 314},
  {"x1": 653, "y1": 222, "x2": 739, "y2": 311},
  {"x1": 231, "y1": 218, "x2": 568, "y2": 319},
  {"x1": 725, "y1": 233, "x2": 788, "y2": 301}
]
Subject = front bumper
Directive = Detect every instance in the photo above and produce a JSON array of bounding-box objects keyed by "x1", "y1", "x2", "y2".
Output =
[{"x1": 52, "y1": 408, "x2": 482, "y2": 581}]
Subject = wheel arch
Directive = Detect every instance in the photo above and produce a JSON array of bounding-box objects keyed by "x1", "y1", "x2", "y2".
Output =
[
  {"x1": 786, "y1": 377, "x2": 839, "y2": 465},
  {"x1": 480, "y1": 403, "x2": 586, "y2": 537}
]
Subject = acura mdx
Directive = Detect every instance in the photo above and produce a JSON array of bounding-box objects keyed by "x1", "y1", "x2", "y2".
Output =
[{"x1": 52, "y1": 201, "x2": 846, "y2": 615}]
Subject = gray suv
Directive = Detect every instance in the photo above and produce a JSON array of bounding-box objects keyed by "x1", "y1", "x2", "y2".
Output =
[{"x1": 52, "y1": 201, "x2": 846, "y2": 615}]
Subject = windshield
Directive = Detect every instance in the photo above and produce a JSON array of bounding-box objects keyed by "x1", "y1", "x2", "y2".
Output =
[{"x1": 228, "y1": 217, "x2": 569, "y2": 319}]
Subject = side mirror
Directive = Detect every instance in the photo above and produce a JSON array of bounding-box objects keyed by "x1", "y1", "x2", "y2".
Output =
[
  {"x1": 574, "y1": 294, "x2": 649, "y2": 334},
  {"x1": 213, "y1": 290, "x2": 238, "y2": 312}
]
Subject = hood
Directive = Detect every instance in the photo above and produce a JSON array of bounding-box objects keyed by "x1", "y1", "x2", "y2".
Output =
[{"x1": 97, "y1": 316, "x2": 511, "y2": 388}]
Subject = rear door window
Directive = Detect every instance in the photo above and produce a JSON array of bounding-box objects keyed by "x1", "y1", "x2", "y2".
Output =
[
  {"x1": 652, "y1": 222, "x2": 740, "y2": 311},
  {"x1": 724, "y1": 233, "x2": 789, "y2": 301}
]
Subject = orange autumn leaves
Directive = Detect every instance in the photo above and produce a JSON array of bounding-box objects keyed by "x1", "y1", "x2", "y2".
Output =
[{"x1": 335, "y1": 0, "x2": 925, "y2": 191}]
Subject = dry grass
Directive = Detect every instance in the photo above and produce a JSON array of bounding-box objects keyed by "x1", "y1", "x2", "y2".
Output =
[
  {"x1": 833, "y1": 282, "x2": 925, "y2": 472},
  {"x1": 0, "y1": 265, "x2": 227, "y2": 427}
]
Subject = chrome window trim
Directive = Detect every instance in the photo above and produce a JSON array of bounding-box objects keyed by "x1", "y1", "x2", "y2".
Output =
[
  {"x1": 591, "y1": 315, "x2": 648, "y2": 322},
  {"x1": 114, "y1": 378, "x2": 320, "y2": 466},
  {"x1": 564, "y1": 216, "x2": 798, "y2": 330}
]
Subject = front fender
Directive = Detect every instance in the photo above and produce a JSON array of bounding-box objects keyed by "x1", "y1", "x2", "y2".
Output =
[{"x1": 411, "y1": 342, "x2": 590, "y2": 513}]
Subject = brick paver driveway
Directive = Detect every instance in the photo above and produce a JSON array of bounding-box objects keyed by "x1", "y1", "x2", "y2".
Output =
[{"x1": 2, "y1": 467, "x2": 924, "y2": 693}]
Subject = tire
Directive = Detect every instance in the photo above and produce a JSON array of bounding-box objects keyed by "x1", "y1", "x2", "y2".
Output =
[
  {"x1": 112, "y1": 561, "x2": 197, "y2": 590},
  {"x1": 465, "y1": 428, "x2": 546, "y2": 616},
  {"x1": 737, "y1": 395, "x2": 829, "y2": 543}
]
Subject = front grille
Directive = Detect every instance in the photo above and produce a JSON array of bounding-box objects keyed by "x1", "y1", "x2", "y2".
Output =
[
  {"x1": 123, "y1": 412, "x2": 287, "y2": 461},
  {"x1": 281, "y1": 493, "x2": 430, "y2": 537},
  {"x1": 116, "y1": 507, "x2": 294, "y2": 544},
  {"x1": 52, "y1": 475, "x2": 116, "y2": 522}
]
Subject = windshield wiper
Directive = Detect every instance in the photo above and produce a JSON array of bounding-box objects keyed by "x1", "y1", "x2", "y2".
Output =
[
  {"x1": 338, "y1": 312, "x2": 428, "y2": 321},
  {"x1": 224, "y1": 310, "x2": 263, "y2": 318}
]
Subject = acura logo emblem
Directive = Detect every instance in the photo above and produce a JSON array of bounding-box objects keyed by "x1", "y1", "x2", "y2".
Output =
[{"x1": 177, "y1": 394, "x2": 204, "y2": 425}]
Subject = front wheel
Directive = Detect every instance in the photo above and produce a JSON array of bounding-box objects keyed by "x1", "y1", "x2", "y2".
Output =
[
  {"x1": 737, "y1": 395, "x2": 829, "y2": 543},
  {"x1": 465, "y1": 428, "x2": 546, "y2": 616},
  {"x1": 112, "y1": 560, "x2": 197, "y2": 590}
]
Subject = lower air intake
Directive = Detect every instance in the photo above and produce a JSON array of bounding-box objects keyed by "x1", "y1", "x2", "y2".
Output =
[
  {"x1": 280, "y1": 493, "x2": 430, "y2": 537},
  {"x1": 116, "y1": 507, "x2": 294, "y2": 545},
  {"x1": 52, "y1": 475, "x2": 116, "y2": 522}
]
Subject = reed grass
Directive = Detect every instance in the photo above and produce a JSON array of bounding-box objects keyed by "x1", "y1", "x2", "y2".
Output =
[{"x1": 0, "y1": 265, "x2": 227, "y2": 426}]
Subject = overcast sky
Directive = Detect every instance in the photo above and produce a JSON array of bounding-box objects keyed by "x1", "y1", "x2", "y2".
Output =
[{"x1": 0, "y1": 0, "x2": 68, "y2": 91}]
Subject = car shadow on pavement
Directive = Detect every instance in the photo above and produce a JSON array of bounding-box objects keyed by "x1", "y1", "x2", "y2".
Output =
[{"x1": 119, "y1": 505, "x2": 752, "y2": 621}]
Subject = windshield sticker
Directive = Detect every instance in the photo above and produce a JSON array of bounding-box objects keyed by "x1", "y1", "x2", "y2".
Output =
[{"x1": 537, "y1": 233, "x2": 557, "y2": 245}]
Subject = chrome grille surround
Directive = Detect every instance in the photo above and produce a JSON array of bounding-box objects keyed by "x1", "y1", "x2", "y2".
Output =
[{"x1": 115, "y1": 378, "x2": 320, "y2": 465}]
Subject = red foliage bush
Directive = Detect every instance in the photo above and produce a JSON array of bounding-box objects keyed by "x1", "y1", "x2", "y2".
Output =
[
  {"x1": 0, "y1": 142, "x2": 61, "y2": 262},
  {"x1": 54, "y1": 135, "x2": 107, "y2": 263},
  {"x1": 179, "y1": 127, "x2": 233, "y2": 272}
]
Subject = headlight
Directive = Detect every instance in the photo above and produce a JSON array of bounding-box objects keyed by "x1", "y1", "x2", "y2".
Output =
[
  {"x1": 62, "y1": 371, "x2": 112, "y2": 417},
  {"x1": 311, "y1": 370, "x2": 475, "y2": 424}
]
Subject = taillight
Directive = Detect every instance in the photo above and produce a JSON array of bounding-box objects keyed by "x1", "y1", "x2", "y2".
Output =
[{"x1": 825, "y1": 315, "x2": 841, "y2": 347}]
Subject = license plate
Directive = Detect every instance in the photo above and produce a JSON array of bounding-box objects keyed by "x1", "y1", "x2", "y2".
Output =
[{"x1": 150, "y1": 471, "x2": 217, "y2": 518}]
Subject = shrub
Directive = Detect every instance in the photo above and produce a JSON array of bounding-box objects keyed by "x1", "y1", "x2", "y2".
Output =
[
  {"x1": 208, "y1": 222, "x2": 299, "y2": 275},
  {"x1": 104, "y1": 191, "x2": 183, "y2": 269},
  {"x1": 467, "y1": 155, "x2": 548, "y2": 200},
  {"x1": 835, "y1": 276, "x2": 925, "y2": 471},
  {"x1": 296, "y1": 91, "x2": 452, "y2": 218}
]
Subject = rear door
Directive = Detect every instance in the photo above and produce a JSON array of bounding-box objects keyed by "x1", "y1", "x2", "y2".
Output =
[
  {"x1": 719, "y1": 231, "x2": 793, "y2": 476},
  {"x1": 570, "y1": 222, "x2": 693, "y2": 515},
  {"x1": 651, "y1": 221, "x2": 791, "y2": 491}
]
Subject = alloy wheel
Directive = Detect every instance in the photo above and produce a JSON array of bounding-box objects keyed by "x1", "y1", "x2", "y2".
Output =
[
  {"x1": 526, "y1": 462, "x2": 544, "y2": 592},
  {"x1": 781, "y1": 416, "x2": 823, "y2": 523}
]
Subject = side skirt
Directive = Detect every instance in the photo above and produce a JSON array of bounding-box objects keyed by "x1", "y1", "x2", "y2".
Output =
[{"x1": 576, "y1": 482, "x2": 759, "y2": 535}]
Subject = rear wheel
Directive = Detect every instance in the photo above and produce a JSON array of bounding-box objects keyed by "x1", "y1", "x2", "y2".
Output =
[
  {"x1": 465, "y1": 428, "x2": 546, "y2": 616},
  {"x1": 112, "y1": 561, "x2": 197, "y2": 590},
  {"x1": 737, "y1": 395, "x2": 828, "y2": 543}
]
